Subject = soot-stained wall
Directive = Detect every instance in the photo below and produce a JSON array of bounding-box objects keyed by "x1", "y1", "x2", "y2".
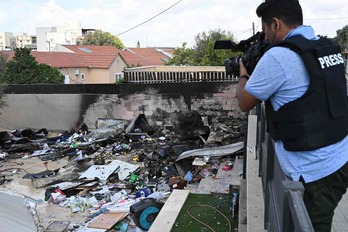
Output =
[{"x1": 0, "y1": 82, "x2": 242, "y2": 131}]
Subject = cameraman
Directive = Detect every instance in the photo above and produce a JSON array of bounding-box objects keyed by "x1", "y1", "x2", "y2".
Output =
[{"x1": 236, "y1": 0, "x2": 348, "y2": 231}]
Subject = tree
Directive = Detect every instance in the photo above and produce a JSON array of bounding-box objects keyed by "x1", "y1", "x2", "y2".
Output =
[
  {"x1": 0, "y1": 47, "x2": 64, "y2": 84},
  {"x1": 333, "y1": 25, "x2": 348, "y2": 50},
  {"x1": 0, "y1": 84, "x2": 7, "y2": 113},
  {"x1": 79, "y1": 30, "x2": 124, "y2": 49},
  {"x1": 0, "y1": 52, "x2": 8, "y2": 77},
  {"x1": 0, "y1": 53, "x2": 8, "y2": 112},
  {"x1": 166, "y1": 29, "x2": 239, "y2": 66},
  {"x1": 0, "y1": 52, "x2": 7, "y2": 111},
  {"x1": 166, "y1": 42, "x2": 194, "y2": 66}
]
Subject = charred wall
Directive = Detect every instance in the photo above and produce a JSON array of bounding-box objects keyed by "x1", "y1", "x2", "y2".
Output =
[{"x1": 0, "y1": 82, "x2": 242, "y2": 131}]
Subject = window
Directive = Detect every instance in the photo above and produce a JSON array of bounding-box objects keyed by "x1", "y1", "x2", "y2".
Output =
[
  {"x1": 78, "y1": 47, "x2": 92, "y2": 53},
  {"x1": 115, "y1": 73, "x2": 123, "y2": 82}
]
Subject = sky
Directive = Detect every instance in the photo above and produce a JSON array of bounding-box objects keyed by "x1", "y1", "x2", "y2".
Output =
[{"x1": 0, "y1": 0, "x2": 348, "y2": 48}]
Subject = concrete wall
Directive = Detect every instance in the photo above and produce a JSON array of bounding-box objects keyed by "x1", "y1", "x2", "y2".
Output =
[
  {"x1": 0, "y1": 82, "x2": 241, "y2": 131},
  {"x1": 0, "y1": 94, "x2": 88, "y2": 131}
]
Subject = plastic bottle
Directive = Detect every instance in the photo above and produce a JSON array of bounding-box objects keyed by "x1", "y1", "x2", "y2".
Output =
[
  {"x1": 184, "y1": 171, "x2": 193, "y2": 182},
  {"x1": 89, "y1": 207, "x2": 108, "y2": 218},
  {"x1": 127, "y1": 227, "x2": 144, "y2": 232},
  {"x1": 120, "y1": 223, "x2": 129, "y2": 232}
]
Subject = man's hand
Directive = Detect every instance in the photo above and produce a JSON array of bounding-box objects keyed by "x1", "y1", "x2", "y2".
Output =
[
  {"x1": 239, "y1": 59, "x2": 249, "y2": 77},
  {"x1": 236, "y1": 60, "x2": 261, "y2": 112}
]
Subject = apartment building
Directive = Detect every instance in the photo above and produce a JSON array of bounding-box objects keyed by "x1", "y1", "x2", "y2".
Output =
[
  {"x1": 36, "y1": 21, "x2": 83, "y2": 51},
  {"x1": 14, "y1": 33, "x2": 37, "y2": 50},
  {"x1": 0, "y1": 32, "x2": 37, "y2": 51},
  {"x1": 0, "y1": 32, "x2": 16, "y2": 51}
]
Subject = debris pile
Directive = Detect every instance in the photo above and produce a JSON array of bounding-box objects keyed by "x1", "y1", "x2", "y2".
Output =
[{"x1": 0, "y1": 110, "x2": 246, "y2": 232}]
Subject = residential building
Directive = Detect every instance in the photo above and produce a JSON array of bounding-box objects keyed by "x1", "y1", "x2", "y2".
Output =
[
  {"x1": 14, "y1": 33, "x2": 37, "y2": 50},
  {"x1": 58, "y1": 45, "x2": 123, "y2": 83},
  {"x1": 0, "y1": 32, "x2": 15, "y2": 51},
  {"x1": 36, "y1": 21, "x2": 83, "y2": 51},
  {"x1": 1, "y1": 45, "x2": 174, "y2": 84},
  {"x1": 3, "y1": 45, "x2": 126, "y2": 84},
  {"x1": 53, "y1": 45, "x2": 174, "y2": 83},
  {"x1": 0, "y1": 32, "x2": 37, "y2": 51}
]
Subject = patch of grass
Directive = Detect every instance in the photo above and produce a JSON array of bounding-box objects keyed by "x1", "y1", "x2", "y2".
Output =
[{"x1": 171, "y1": 193, "x2": 237, "y2": 232}]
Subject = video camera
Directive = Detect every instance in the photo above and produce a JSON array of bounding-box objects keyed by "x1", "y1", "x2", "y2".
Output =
[{"x1": 214, "y1": 31, "x2": 269, "y2": 76}]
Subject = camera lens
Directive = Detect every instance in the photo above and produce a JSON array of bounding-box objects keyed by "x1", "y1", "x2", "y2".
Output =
[{"x1": 224, "y1": 56, "x2": 241, "y2": 76}]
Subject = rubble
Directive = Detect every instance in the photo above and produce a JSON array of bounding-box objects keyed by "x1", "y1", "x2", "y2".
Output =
[
  {"x1": 175, "y1": 142, "x2": 244, "y2": 162},
  {"x1": 0, "y1": 110, "x2": 246, "y2": 232}
]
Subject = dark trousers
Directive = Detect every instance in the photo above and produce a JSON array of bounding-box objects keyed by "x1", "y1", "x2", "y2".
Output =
[{"x1": 300, "y1": 161, "x2": 348, "y2": 232}]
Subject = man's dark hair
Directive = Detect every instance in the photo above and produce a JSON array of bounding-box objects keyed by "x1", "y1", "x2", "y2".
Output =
[{"x1": 256, "y1": 0, "x2": 303, "y2": 27}]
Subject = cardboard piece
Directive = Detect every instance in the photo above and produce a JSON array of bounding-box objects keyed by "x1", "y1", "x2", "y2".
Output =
[
  {"x1": 87, "y1": 213, "x2": 128, "y2": 230},
  {"x1": 79, "y1": 160, "x2": 139, "y2": 181}
]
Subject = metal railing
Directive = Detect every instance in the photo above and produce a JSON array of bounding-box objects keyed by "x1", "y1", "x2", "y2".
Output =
[
  {"x1": 123, "y1": 68, "x2": 238, "y2": 83},
  {"x1": 255, "y1": 103, "x2": 314, "y2": 232}
]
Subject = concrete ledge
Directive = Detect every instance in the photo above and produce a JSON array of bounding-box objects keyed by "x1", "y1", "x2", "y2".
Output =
[
  {"x1": 238, "y1": 178, "x2": 247, "y2": 232},
  {"x1": 246, "y1": 115, "x2": 266, "y2": 232},
  {"x1": 149, "y1": 189, "x2": 190, "y2": 232}
]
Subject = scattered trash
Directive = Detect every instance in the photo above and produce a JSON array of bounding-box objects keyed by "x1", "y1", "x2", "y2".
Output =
[
  {"x1": 135, "y1": 187, "x2": 152, "y2": 198},
  {"x1": 184, "y1": 171, "x2": 193, "y2": 182},
  {"x1": 0, "y1": 111, "x2": 246, "y2": 231},
  {"x1": 231, "y1": 186, "x2": 240, "y2": 219},
  {"x1": 88, "y1": 207, "x2": 108, "y2": 218},
  {"x1": 22, "y1": 169, "x2": 55, "y2": 179}
]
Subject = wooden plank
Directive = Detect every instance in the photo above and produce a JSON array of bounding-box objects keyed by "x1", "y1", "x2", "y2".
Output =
[
  {"x1": 149, "y1": 189, "x2": 190, "y2": 232},
  {"x1": 88, "y1": 212, "x2": 127, "y2": 230}
]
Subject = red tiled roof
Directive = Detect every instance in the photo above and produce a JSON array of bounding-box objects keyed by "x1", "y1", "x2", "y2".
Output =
[
  {"x1": 32, "y1": 52, "x2": 87, "y2": 68},
  {"x1": 1, "y1": 46, "x2": 175, "y2": 69},
  {"x1": 1, "y1": 51, "x2": 87, "y2": 68},
  {"x1": 63, "y1": 45, "x2": 120, "y2": 55},
  {"x1": 162, "y1": 49, "x2": 175, "y2": 55},
  {"x1": 63, "y1": 45, "x2": 121, "y2": 68},
  {"x1": 118, "y1": 50, "x2": 156, "y2": 67},
  {"x1": 119, "y1": 47, "x2": 174, "y2": 67},
  {"x1": 1, "y1": 51, "x2": 14, "y2": 61}
]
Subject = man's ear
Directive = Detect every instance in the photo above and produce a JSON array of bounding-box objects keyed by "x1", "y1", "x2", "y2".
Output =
[{"x1": 273, "y1": 18, "x2": 280, "y2": 31}]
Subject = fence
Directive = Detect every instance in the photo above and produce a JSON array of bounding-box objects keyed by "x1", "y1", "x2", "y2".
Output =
[
  {"x1": 255, "y1": 103, "x2": 314, "y2": 232},
  {"x1": 123, "y1": 66, "x2": 237, "y2": 83}
]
